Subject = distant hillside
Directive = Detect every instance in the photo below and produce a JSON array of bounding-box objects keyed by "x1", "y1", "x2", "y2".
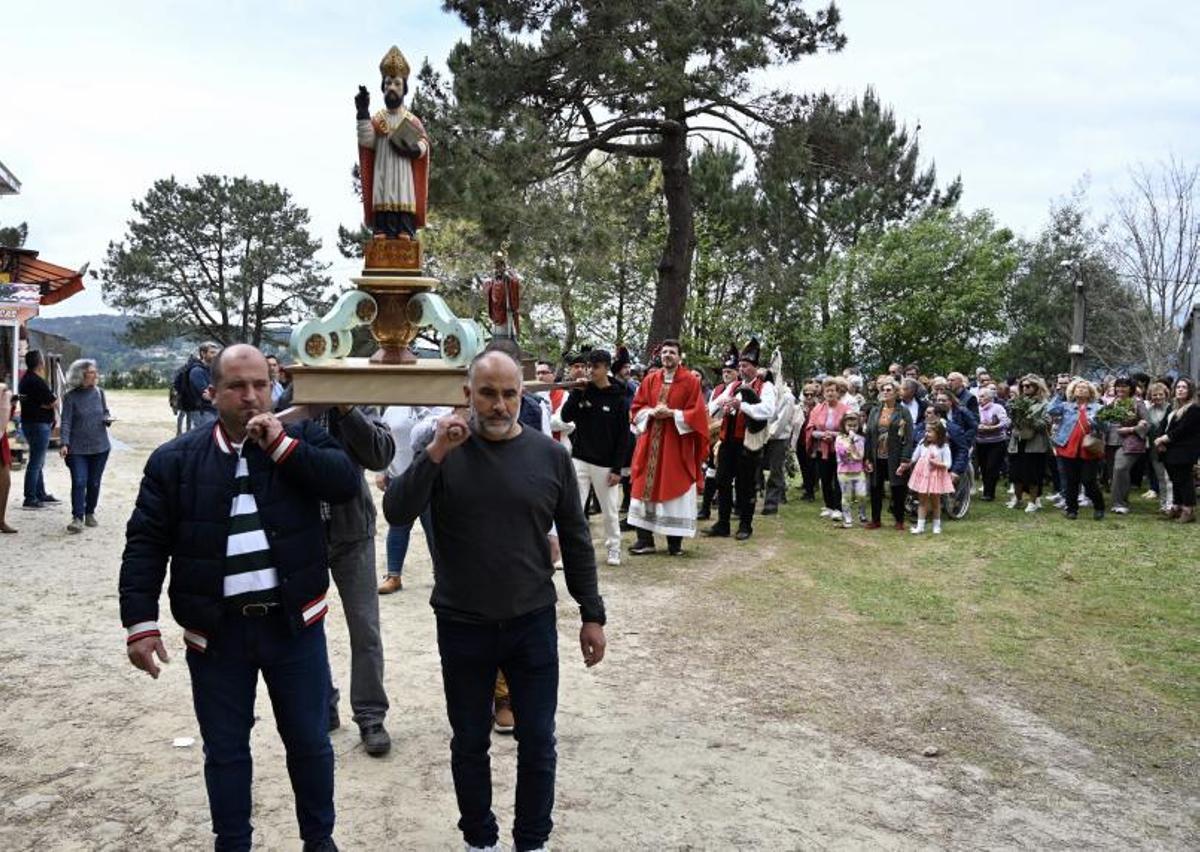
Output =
[{"x1": 28, "y1": 314, "x2": 191, "y2": 375}]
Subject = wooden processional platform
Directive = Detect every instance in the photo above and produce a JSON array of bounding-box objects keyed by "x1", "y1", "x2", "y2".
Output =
[{"x1": 288, "y1": 359, "x2": 469, "y2": 407}]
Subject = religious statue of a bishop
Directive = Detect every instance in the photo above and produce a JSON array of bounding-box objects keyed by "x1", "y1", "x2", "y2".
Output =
[{"x1": 356, "y1": 45, "x2": 430, "y2": 240}]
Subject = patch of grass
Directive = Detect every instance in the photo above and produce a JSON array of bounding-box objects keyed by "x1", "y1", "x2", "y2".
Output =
[{"x1": 707, "y1": 492, "x2": 1199, "y2": 777}]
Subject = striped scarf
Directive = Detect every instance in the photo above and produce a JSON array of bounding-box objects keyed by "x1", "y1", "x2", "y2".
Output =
[{"x1": 223, "y1": 446, "x2": 280, "y2": 605}]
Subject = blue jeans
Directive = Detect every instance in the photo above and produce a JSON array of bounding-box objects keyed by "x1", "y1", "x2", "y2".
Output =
[
  {"x1": 187, "y1": 615, "x2": 334, "y2": 851},
  {"x1": 437, "y1": 606, "x2": 559, "y2": 852},
  {"x1": 385, "y1": 508, "x2": 432, "y2": 576},
  {"x1": 65, "y1": 450, "x2": 109, "y2": 519},
  {"x1": 20, "y1": 421, "x2": 51, "y2": 504},
  {"x1": 187, "y1": 408, "x2": 218, "y2": 432}
]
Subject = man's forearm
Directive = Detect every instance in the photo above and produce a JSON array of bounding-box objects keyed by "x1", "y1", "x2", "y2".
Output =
[{"x1": 383, "y1": 449, "x2": 439, "y2": 525}]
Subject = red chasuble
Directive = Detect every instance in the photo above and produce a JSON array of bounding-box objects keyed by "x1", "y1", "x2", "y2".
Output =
[{"x1": 630, "y1": 368, "x2": 710, "y2": 503}]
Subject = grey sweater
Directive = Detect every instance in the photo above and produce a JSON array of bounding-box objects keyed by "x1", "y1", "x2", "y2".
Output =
[
  {"x1": 383, "y1": 426, "x2": 606, "y2": 625},
  {"x1": 60, "y1": 387, "x2": 111, "y2": 455}
]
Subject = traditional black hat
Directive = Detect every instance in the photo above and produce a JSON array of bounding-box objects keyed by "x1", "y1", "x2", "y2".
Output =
[
  {"x1": 612, "y1": 344, "x2": 632, "y2": 372},
  {"x1": 722, "y1": 344, "x2": 739, "y2": 371},
  {"x1": 738, "y1": 337, "x2": 761, "y2": 366},
  {"x1": 567, "y1": 346, "x2": 590, "y2": 366}
]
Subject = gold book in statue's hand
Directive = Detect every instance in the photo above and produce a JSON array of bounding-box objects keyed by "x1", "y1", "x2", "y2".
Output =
[{"x1": 388, "y1": 117, "x2": 423, "y2": 153}]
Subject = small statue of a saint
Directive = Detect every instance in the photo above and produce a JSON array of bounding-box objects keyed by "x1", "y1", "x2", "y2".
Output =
[
  {"x1": 484, "y1": 251, "x2": 521, "y2": 340},
  {"x1": 356, "y1": 45, "x2": 430, "y2": 240}
]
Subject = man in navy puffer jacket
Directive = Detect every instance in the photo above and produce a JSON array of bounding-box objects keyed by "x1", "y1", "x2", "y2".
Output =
[{"x1": 119, "y1": 344, "x2": 358, "y2": 852}]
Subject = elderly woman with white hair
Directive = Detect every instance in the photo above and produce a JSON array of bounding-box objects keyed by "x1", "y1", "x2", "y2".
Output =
[
  {"x1": 974, "y1": 385, "x2": 1009, "y2": 501},
  {"x1": 58, "y1": 358, "x2": 113, "y2": 533},
  {"x1": 1047, "y1": 378, "x2": 1106, "y2": 520}
]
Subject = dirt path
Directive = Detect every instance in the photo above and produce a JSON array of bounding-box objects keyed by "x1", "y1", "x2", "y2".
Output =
[{"x1": 0, "y1": 391, "x2": 1195, "y2": 850}]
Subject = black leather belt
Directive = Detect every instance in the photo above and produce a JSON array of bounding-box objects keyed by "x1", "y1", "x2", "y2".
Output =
[{"x1": 231, "y1": 601, "x2": 282, "y2": 617}]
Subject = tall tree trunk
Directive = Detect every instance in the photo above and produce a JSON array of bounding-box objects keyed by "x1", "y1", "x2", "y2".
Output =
[{"x1": 646, "y1": 122, "x2": 694, "y2": 355}]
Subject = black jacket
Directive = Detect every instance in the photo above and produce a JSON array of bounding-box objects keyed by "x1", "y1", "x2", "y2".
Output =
[
  {"x1": 17, "y1": 371, "x2": 56, "y2": 424},
  {"x1": 864, "y1": 404, "x2": 916, "y2": 485},
  {"x1": 560, "y1": 379, "x2": 630, "y2": 473},
  {"x1": 119, "y1": 420, "x2": 359, "y2": 642},
  {"x1": 1162, "y1": 404, "x2": 1200, "y2": 465},
  {"x1": 323, "y1": 406, "x2": 395, "y2": 543}
]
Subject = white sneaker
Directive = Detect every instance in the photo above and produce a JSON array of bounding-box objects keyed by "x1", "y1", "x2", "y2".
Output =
[
  {"x1": 1080, "y1": 495, "x2": 1092, "y2": 507},
  {"x1": 1111, "y1": 506, "x2": 1129, "y2": 515},
  {"x1": 842, "y1": 521, "x2": 853, "y2": 529},
  {"x1": 1024, "y1": 500, "x2": 1041, "y2": 513},
  {"x1": 1005, "y1": 497, "x2": 1019, "y2": 509},
  {"x1": 464, "y1": 844, "x2": 502, "y2": 852},
  {"x1": 1141, "y1": 490, "x2": 1157, "y2": 500},
  {"x1": 1007, "y1": 484, "x2": 1015, "y2": 494},
  {"x1": 932, "y1": 522, "x2": 942, "y2": 535},
  {"x1": 606, "y1": 545, "x2": 621, "y2": 566},
  {"x1": 819, "y1": 508, "x2": 833, "y2": 518},
  {"x1": 911, "y1": 524, "x2": 925, "y2": 535},
  {"x1": 828, "y1": 510, "x2": 843, "y2": 521}
]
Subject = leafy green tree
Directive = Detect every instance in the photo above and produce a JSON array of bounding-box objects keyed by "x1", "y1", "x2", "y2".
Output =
[
  {"x1": 685, "y1": 145, "x2": 761, "y2": 364},
  {"x1": 994, "y1": 198, "x2": 1146, "y2": 378},
  {"x1": 756, "y1": 89, "x2": 960, "y2": 370},
  {"x1": 813, "y1": 209, "x2": 1018, "y2": 374},
  {"x1": 0, "y1": 221, "x2": 28, "y2": 248},
  {"x1": 99, "y1": 175, "x2": 332, "y2": 347},
  {"x1": 431, "y1": 0, "x2": 846, "y2": 351}
]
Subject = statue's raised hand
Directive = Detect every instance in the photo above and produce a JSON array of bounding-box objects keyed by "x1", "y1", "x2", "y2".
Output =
[{"x1": 355, "y1": 85, "x2": 370, "y2": 119}]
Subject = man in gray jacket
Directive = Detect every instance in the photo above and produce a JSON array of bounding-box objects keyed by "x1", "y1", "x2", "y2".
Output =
[{"x1": 282, "y1": 391, "x2": 396, "y2": 757}]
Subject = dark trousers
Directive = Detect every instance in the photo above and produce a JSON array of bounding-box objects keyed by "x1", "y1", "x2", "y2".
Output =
[
  {"x1": 187, "y1": 616, "x2": 334, "y2": 851},
  {"x1": 976, "y1": 441, "x2": 1006, "y2": 500},
  {"x1": 816, "y1": 454, "x2": 842, "y2": 511},
  {"x1": 869, "y1": 464, "x2": 907, "y2": 525},
  {"x1": 762, "y1": 438, "x2": 789, "y2": 510},
  {"x1": 20, "y1": 421, "x2": 51, "y2": 504},
  {"x1": 716, "y1": 438, "x2": 761, "y2": 531},
  {"x1": 1166, "y1": 462, "x2": 1196, "y2": 507},
  {"x1": 1102, "y1": 444, "x2": 1118, "y2": 490},
  {"x1": 437, "y1": 606, "x2": 559, "y2": 852},
  {"x1": 65, "y1": 449, "x2": 109, "y2": 520},
  {"x1": 634, "y1": 526, "x2": 683, "y2": 553},
  {"x1": 699, "y1": 476, "x2": 718, "y2": 517},
  {"x1": 1060, "y1": 456, "x2": 1105, "y2": 514},
  {"x1": 797, "y1": 441, "x2": 817, "y2": 499}
]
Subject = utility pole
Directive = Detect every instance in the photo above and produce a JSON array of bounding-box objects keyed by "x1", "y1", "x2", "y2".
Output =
[{"x1": 1063, "y1": 259, "x2": 1086, "y2": 376}]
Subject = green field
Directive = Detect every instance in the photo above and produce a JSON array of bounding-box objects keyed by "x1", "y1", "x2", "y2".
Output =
[{"x1": 679, "y1": 489, "x2": 1199, "y2": 783}]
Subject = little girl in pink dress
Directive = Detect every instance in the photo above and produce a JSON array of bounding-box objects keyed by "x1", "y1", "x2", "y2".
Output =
[{"x1": 909, "y1": 420, "x2": 954, "y2": 534}]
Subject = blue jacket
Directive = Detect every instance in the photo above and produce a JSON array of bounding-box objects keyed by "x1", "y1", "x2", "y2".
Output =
[
  {"x1": 119, "y1": 420, "x2": 359, "y2": 646},
  {"x1": 1047, "y1": 397, "x2": 1103, "y2": 448}
]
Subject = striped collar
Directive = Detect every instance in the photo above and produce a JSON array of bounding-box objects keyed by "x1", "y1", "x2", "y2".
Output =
[{"x1": 213, "y1": 422, "x2": 237, "y2": 455}]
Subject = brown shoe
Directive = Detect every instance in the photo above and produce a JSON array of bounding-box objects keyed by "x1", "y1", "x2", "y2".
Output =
[
  {"x1": 1178, "y1": 507, "x2": 1196, "y2": 524},
  {"x1": 493, "y1": 698, "x2": 515, "y2": 734},
  {"x1": 378, "y1": 575, "x2": 403, "y2": 595}
]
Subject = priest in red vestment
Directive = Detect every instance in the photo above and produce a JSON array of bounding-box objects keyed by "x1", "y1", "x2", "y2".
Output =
[{"x1": 628, "y1": 340, "x2": 710, "y2": 556}]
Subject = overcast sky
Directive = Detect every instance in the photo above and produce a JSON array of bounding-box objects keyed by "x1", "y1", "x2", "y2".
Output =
[{"x1": 3, "y1": 0, "x2": 1196, "y2": 318}]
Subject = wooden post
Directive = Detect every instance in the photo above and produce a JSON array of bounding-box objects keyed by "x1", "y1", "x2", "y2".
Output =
[{"x1": 1068, "y1": 265, "x2": 1086, "y2": 376}]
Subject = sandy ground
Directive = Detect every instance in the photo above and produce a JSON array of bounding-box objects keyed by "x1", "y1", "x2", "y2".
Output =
[{"x1": 0, "y1": 391, "x2": 1196, "y2": 850}]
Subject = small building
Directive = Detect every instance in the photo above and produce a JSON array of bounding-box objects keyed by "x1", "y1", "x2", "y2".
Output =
[{"x1": 1, "y1": 247, "x2": 87, "y2": 387}]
